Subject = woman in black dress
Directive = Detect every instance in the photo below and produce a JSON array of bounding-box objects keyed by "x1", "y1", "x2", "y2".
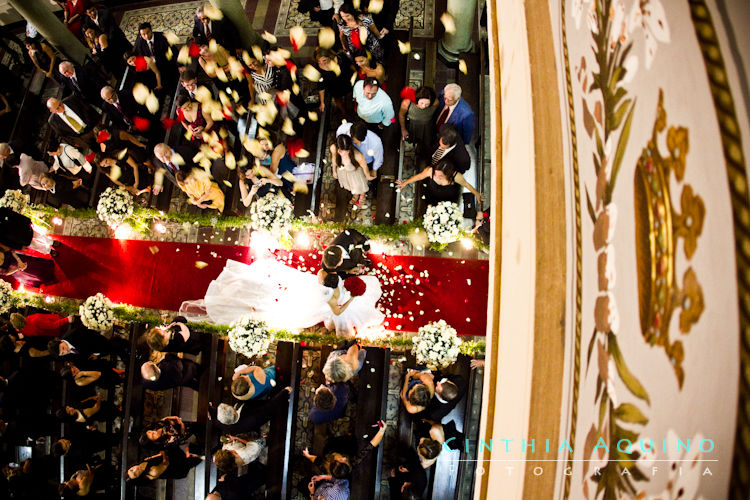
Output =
[
  {"x1": 395, "y1": 159, "x2": 484, "y2": 210},
  {"x1": 95, "y1": 152, "x2": 152, "y2": 196},
  {"x1": 126, "y1": 448, "x2": 202, "y2": 483},
  {"x1": 24, "y1": 38, "x2": 58, "y2": 81}
]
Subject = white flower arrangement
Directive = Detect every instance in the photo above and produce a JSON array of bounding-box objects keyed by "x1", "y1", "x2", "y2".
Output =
[
  {"x1": 0, "y1": 189, "x2": 29, "y2": 214},
  {"x1": 411, "y1": 319, "x2": 462, "y2": 368},
  {"x1": 79, "y1": 293, "x2": 114, "y2": 331},
  {"x1": 228, "y1": 317, "x2": 273, "y2": 359},
  {"x1": 423, "y1": 201, "x2": 463, "y2": 244},
  {"x1": 0, "y1": 281, "x2": 15, "y2": 314},
  {"x1": 96, "y1": 187, "x2": 134, "y2": 227},
  {"x1": 249, "y1": 193, "x2": 293, "y2": 235}
]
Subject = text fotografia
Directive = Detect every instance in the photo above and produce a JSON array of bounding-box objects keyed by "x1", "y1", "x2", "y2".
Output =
[
  {"x1": 443, "y1": 437, "x2": 716, "y2": 455},
  {"x1": 445, "y1": 437, "x2": 717, "y2": 477}
]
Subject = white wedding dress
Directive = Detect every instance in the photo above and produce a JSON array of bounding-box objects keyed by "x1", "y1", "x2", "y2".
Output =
[
  {"x1": 325, "y1": 276, "x2": 386, "y2": 336},
  {"x1": 180, "y1": 258, "x2": 333, "y2": 330}
]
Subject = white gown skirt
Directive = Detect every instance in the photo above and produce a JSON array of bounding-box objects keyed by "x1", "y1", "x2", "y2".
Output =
[
  {"x1": 325, "y1": 276, "x2": 386, "y2": 336},
  {"x1": 180, "y1": 259, "x2": 332, "y2": 330}
]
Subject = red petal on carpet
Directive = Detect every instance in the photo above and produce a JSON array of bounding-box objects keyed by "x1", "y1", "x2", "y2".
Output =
[{"x1": 41, "y1": 236, "x2": 488, "y2": 335}]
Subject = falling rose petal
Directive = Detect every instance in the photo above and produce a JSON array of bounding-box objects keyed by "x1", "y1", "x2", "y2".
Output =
[
  {"x1": 251, "y1": 45, "x2": 264, "y2": 63},
  {"x1": 85, "y1": 152, "x2": 96, "y2": 163},
  {"x1": 204, "y1": 4, "x2": 223, "y2": 20},
  {"x1": 177, "y1": 45, "x2": 191, "y2": 64},
  {"x1": 96, "y1": 130, "x2": 110, "y2": 143},
  {"x1": 308, "y1": 111, "x2": 318, "y2": 122},
  {"x1": 149, "y1": 245, "x2": 159, "y2": 254},
  {"x1": 189, "y1": 42, "x2": 201, "y2": 58},
  {"x1": 132, "y1": 83, "x2": 149, "y2": 104},
  {"x1": 293, "y1": 182, "x2": 308, "y2": 194},
  {"x1": 133, "y1": 116, "x2": 151, "y2": 131},
  {"x1": 367, "y1": 0, "x2": 384, "y2": 13},
  {"x1": 295, "y1": 149, "x2": 310, "y2": 158},
  {"x1": 225, "y1": 151, "x2": 236, "y2": 170},
  {"x1": 350, "y1": 72, "x2": 357, "y2": 86},
  {"x1": 441, "y1": 12, "x2": 456, "y2": 34},
  {"x1": 268, "y1": 48, "x2": 291, "y2": 67},
  {"x1": 302, "y1": 64, "x2": 322, "y2": 82},
  {"x1": 398, "y1": 40, "x2": 411, "y2": 54},
  {"x1": 458, "y1": 59, "x2": 468, "y2": 75},
  {"x1": 282, "y1": 117, "x2": 295, "y2": 136},
  {"x1": 171, "y1": 153, "x2": 185, "y2": 166},
  {"x1": 133, "y1": 56, "x2": 148, "y2": 72},
  {"x1": 286, "y1": 137, "x2": 305, "y2": 158},
  {"x1": 261, "y1": 31, "x2": 277, "y2": 44},
  {"x1": 223, "y1": 180, "x2": 232, "y2": 187},
  {"x1": 359, "y1": 26, "x2": 368, "y2": 45},
  {"x1": 290, "y1": 26, "x2": 307, "y2": 52},
  {"x1": 208, "y1": 38, "x2": 219, "y2": 54},
  {"x1": 298, "y1": 116, "x2": 306, "y2": 125},
  {"x1": 195, "y1": 260, "x2": 209, "y2": 269},
  {"x1": 237, "y1": 155, "x2": 248, "y2": 168},
  {"x1": 353, "y1": 0, "x2": 360, "y2": 8},
  {"x1": 195, "y1": 85, "x2": 213, "y2": 103},
  {"x1": 318, "y1": 27, "x2": 336, "y2": 49},
  {"x1": 117, "y1": 148, "x2": 128, "y2": 160},
  {"x1": 329, "y1": 59, "x2": 341, "y2": 76},
  {"x1": 165, "y1": 31, "x2": 180, "y2": 45},
  {"x1": 146, "y1": 93, "x2": 159, "y2": 114},
  {"x1": 161, "y1": 117, "x2": 177, "y2": 129},
  {"x1": 110, "y1": 164, "x2": 121, "y2": 181}
]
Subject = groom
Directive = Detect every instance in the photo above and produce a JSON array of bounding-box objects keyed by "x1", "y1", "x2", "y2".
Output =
[{"x1": 320, "y1": 229, "x2": 371, "y2": 280}]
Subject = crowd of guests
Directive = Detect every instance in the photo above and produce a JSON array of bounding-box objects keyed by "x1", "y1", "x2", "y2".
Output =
[{"x1": 1, "y1": 0, "x2": 486, "y2": 227}]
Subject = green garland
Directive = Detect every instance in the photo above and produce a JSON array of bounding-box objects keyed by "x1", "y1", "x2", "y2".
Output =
[
  {"x1": 25, "y1": 204, "x2": 489, "y2": 252},
  {"x1": 14, "y1": 291, "x2": 486, "y2": 356}
]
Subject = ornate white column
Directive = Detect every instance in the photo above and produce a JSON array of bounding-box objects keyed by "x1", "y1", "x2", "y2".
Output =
[
  {"x1": 438, "y1": 0, "x2": 478, "y2": 62},
  {"x1": 9, "y1": 0, "x2": 88, "y2": 63}
]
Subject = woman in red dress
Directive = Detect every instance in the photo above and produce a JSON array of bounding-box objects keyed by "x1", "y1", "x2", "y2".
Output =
[{"x1": 64, "y1": 0, "x2": 89, "y2": 38}]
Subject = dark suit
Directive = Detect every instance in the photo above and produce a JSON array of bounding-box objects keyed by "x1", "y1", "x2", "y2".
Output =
[
  {"x1": 389, "y1": 446, "x2": 427, "y2": 499},
  {"x1": 162, "y1": 316, "x2": 203, "y2": 354},
  {"x1": 101, "y1": 94, "x2": 139, "y2": 131},
  {"x1": 61, "y1": 324, "x2": 128, "y2": 361},
  {"x1": 322, "y1": 229, "x2": 371, "y2": 278},
  {"x1": 142, "y1": 353, "x2": 202, "y2": 391},
  {"x1": 48, "y1": 95, "x2": 100, "y2": 149},
  {"x1": 153, "y1": 144, "x2": 199, "y2": 188},
  {"x1": 191, "y1": 17, "x2": 239, "y2": 53},
  {"x1": 59, "y1": 63, "x2": 106, "y2": 103},
  {"x1": 209, "y1": 390, "x2": 289, "y2": 435},
  {"x1": 421, "y1": 373, "x2": 468, "y2": 423},
  {"x1": 437, "y1": 94, "x2": 475, "y2": 146},
  {"x1": 431, "y1": 138, "x2": 471, "y2": 174},
  {"x1": 0, "y1": 207, "x2": 33, "y2": 250},
  {"x1": 134, "y1": 32, "x2": 177, "y2": 87},
  {"x1": 82, "y1": 8, "x2": 132, "y2": 53}
]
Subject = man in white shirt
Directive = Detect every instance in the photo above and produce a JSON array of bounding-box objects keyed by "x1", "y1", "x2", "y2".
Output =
[{"x1": 48, "y1": 141, "x2": 92, "y2": 178}]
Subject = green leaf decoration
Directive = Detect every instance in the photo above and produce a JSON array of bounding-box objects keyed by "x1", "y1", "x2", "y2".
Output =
[
  {"x1": 613, "y1": 403, "x2": 649, "y2": 425},
  {"x1": 608, "y1": 332, "x2": 650, "y2": 404},
  {"x1": 604, "y1": 100, "x2": 636, "y2": 205}
]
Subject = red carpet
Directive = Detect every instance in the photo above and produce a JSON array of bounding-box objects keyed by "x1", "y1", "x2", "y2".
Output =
[{"x1": 26, "y1": 235, "x2": 488, "y2": 336}]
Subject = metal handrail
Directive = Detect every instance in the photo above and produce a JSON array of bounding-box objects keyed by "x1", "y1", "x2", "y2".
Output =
[
  {"x1": 310, "y1": 93, "x2": 330, "y2": 215},
  {"x1": 394, "y1": 16, "x2": 415, "y2": 222},
  {"x1": 476, "y1": 0, "x2": 488, "y2": 204}
]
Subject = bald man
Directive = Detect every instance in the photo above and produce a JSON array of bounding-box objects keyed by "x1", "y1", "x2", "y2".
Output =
[
  {"x1": 57, "y1": 60, "x2": 106, "y2": 102},
  {"x1": 46, "y1": 96, "x2": 99, "y2": 150}
]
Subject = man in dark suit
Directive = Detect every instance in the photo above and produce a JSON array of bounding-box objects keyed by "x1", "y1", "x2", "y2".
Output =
[
  {"x1": 153, "y1": 142, "x2": 199, "y2": 192},
  {"x1": 141, "y1": 354, "x2": 203, "y2": 391},
  {"x1": 430, "y1": 124, "x2": 470, "y2": 174},
  {"x1": 46, "y1": 96, "x2": 100, "y2": 150},
  {"x1": 100, "y1": 85, "x2": 138, "y2": 131},
  {"x1": 134, "y1": 22, "x2": 177, "y2": 90},
  {"x1": 0, "y1": 207, "x2": 33, "y2": 250},
  {"x1": 419, "y1": 373, "x2": 468, "y2": 423},
  {"x1": 320, "y1": 229, "x2": 371, "y2": 280},
  {"x1": 209, "y1": 388, "x2": 291, "y2": 434},
  {"x1": 48, "y1": 322, "x2": 129, "y2": 362},
  {"x1": 57, "y1": 61, "x2": 106, "y2": 104},
  {"x1": 83, "y1": 4, "x2": 132, "y2": 53},
  {"x1": 192, "y1": 5, "x2": 240, "y2": 55}
]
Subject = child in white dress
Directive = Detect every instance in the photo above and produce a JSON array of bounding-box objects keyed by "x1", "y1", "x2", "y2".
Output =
[{"x1": 330, "y1": 134, "x2": 376, "y2": 205}]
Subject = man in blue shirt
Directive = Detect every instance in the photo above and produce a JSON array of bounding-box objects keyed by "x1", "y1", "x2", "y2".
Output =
[
  {"x1": 336, "y1": 120, "x2": 384, "y2": 195},
  {"x1": 352, "y1": 77, "x2": 395, "y2": 129}
]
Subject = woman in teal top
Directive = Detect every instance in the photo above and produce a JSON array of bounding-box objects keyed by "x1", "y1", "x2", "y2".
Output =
[{"x1": 231, "y1": 365, "x2": 276, "y2": 400}]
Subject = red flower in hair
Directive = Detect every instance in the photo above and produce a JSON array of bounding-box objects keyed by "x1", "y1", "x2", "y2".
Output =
[
  {"x1": 133, "y1": 56, "x2": 148, "y2": 72},
  {"x1": 344, "y1": 276, "x2": 366, "y2": 297},
  {"x1": 400, "y1": 87, "x2": 416, "y2": 103},
  {"x1": 189, "y1": 42, "x2": 201, "y2": 58},
  {"x1": 84, "y1": 152, "x2": 96, "y2": 163},
  {"x1": 133, "y1": 116, "x2": 151, "y2": 131},
  {"x1": 96, "y1": 130, "x2": 110, "y2": 143}
]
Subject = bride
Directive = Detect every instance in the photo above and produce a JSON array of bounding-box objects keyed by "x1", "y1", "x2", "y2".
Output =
[{"x1": 180, "y1": 258, "x2": 384, "y2": 334}]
